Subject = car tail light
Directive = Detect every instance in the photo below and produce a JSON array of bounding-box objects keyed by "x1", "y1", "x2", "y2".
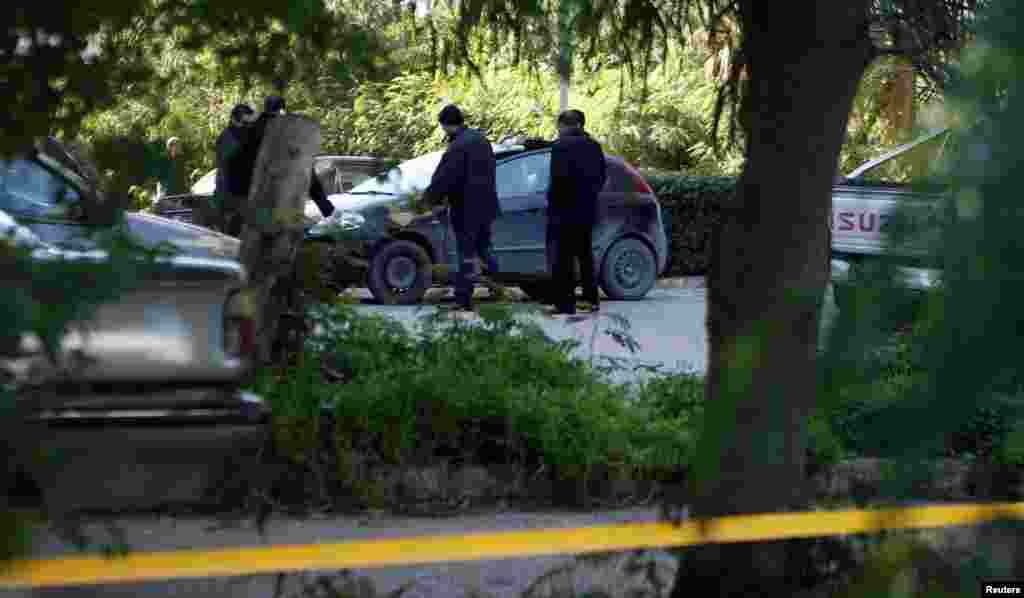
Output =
[
  {"x1": 623, "y1": 161, "x2": 654, "y2": 194},
  {"x1": 224, "y1": 291, "x2": 257, "y2": 358},
  {"x1": 224, "y1": 316, "x2": 256, "y2": 357}
]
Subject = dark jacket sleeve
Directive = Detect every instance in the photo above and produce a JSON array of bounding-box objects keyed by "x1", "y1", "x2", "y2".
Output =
[
  {"x1": 423, "y1": 144, "x2": 466, "y2": 207},
  {"x1": 309, "y1": 167, "x2": 333, "y2": 217},
  {"x1": 547, "y1": 140, "x2": 571, "y2": 214},
  {"x1": 226, "y1": 119, "x2": 265, "y2": 196},
  {"x1": 215, "y1": 129, "x2": 239, "y2": 195}
]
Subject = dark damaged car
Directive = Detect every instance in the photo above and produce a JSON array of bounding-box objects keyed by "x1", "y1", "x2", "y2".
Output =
[
  {"x1": 153, "y1": 154, "x2": 397, "y2": 225},
  {"x1": 307, "y1": 139, "x2": 669, "y2": 304}
]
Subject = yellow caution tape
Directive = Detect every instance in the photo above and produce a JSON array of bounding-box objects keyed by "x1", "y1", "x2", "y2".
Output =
[{"x1": 2, "y1": 502, "x2": 1023, "y2": 589}]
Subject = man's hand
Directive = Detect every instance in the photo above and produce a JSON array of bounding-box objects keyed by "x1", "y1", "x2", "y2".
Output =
[{"x1": 402, "y1": 190, "x2": 435, "y2": 214}]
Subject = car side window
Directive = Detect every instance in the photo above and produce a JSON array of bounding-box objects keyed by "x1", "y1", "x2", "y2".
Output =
[
  {"x1": 496, "y1": 152, "x2": 551, "y2": 199},
  {"x1": 0, "y1": 159, "x2": 81, "y2": 218}
]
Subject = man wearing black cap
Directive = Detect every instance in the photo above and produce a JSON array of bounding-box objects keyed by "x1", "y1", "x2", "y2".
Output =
[
  {"x1": 547, "y1": 109, "x2": 606, "y2": 315},
  {"x1": 228, "y1": 95, "x2": 334, "y2": 231},
  {"x1": 422, "y1": 104, "x2": 500, "y2": 311}
]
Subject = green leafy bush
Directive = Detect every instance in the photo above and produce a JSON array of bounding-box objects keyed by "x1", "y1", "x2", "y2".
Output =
[
  {"x1": 249, "y1": 303, "x2": 710, "y2": 508},
  {"x1": 820, "y1": 310, "x2": 1024, "y2": 463},
  {"x1": 646, "y1": 174, "x2": 735, "y2": 276}
]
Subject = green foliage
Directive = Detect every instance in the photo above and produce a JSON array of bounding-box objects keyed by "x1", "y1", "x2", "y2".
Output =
[
  {"x1": 819, "y1": 298, "x2": 1024, "y2": 465},
  {"x1": 249, "y1": 300, "x2": 885, "y2": 509},
  {"x1": 4, "y1": 0, "x2": 394, "y2": 159},
  {"x1": 818, "y1": 0, "x2": 1024, "y2": 485},
  {"x1": 646, "y1": 174, "x2": 735, "y2": 276},
  {"x1": 76, "y1": 33, "x2": 747, "y2": 181},
  {"x1": 337, "y1": 44, "x2": 742, "y2": 173},
  {"x1": 248, "y1": 303, "x2": 707, "y2": 504},
  {"x1": 3, "y1": 1, "x2": 153, "y2": 157},
  {"x1": 319, "y1": 304, "x2": 599, "y2": 466},
  {"x1": 68, "y1": 8, "x2": 927, "y2": 201}
]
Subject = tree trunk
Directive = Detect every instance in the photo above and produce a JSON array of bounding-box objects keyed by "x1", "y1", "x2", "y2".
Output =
[
  {"x1": 669, "y1": 2, "x2": 874, "y2": 595},
  {"x1": 880, "y1": 58, "x2": 917, "y2": 144},
  {"x1": 238, "y1": 114, "x2": 322, "y2": 366},
  {"x1": 557, "y1": 0, "x2": 575, "y2": 113}
]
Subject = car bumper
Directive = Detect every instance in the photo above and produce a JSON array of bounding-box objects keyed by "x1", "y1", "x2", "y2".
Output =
[
  {"x1": 20, "y1": 386, "x2": 268, "y2": 425},
  {"x1": 830, "y1": 258, "x2": 940, "y2": 291},
  {"x1": 304, "y1": 234, "x2": 374, "y2": 285},
  {"x1": 14, "y1": 388, "x2": 269, "y2": 512}
]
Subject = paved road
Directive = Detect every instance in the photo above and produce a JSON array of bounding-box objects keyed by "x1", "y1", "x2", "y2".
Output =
[
  {"x1": 350, "y1": 284, "x2": 710, "y2": 384},
  {"x1": 5, "y1": 508, "x2": 680, "y2": 598},
  {"x1": 347, "y1": 279, "x2": 838, "y2": 385}
]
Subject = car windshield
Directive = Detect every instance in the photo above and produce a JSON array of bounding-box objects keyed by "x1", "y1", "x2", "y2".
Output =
[
  {"x1": 0, "y1": 156, "x2": 84, "y2": 218},
  {"x1": 849, "y1": 130, "x2": 953, "y2": 186},
  {"x1": 347, "y1": 151, "x2": 445, "y2": 196},
  {"x1": 192, "y1": 169, "x2": 217, "y2": 195}
]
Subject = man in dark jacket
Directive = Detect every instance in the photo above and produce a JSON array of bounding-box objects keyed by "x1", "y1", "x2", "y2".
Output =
[
  {"x1": 227, "y1": 95, "x2": 333, "y2": 233},
  {"x1": 210, "y1": 103, "x2": 255, "y2": 234},
  {"x1": 547, "y1": 109, "x2": 607, "y2": 315},
  {"x1": 421, "y1": 104, "x2": 500, "y2": 311}
]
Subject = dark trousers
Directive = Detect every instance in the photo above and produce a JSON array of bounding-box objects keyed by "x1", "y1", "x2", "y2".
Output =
[
  {"x1": 210, "y1": 192, "x2": 247, "y2": 237},
  {"x1": 453, "y1": 219, "x2": 498, "y2": 306},
  {"x1": 551, "y1": 221, "x2": 599, "y2": 311}
]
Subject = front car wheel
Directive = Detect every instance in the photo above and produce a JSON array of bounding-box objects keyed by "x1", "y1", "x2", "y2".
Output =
[
  {"x1": 367, "y1": 240, "x2": 433, "y2": 305},
  {"x1": 600, "y1": 237, "x2": 657, "y2": 300}
]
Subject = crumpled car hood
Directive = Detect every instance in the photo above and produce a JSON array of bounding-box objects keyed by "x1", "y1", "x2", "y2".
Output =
[{"x1": 123, "y1": 211, "x2": 241, "y2": 260}]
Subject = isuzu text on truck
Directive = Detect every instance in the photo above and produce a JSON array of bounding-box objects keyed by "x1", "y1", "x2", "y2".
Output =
[{"x1": 830, "y1": 128, "x2": 951, "y2": 309}]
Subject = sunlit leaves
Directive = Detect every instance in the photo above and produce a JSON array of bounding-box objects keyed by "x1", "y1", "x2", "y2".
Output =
[{"x1": 3, "y1": 0, "x2": 393, "y2": 159}]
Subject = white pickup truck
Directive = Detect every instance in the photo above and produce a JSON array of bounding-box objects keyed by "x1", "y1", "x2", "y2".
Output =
[{"x1": 830, "y1": 128, "x2": 952, "y2": 309}]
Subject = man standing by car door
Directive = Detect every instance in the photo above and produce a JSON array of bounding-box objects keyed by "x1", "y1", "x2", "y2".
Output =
[
  {"x1": 547, "y1": 109, "x2": 606, "y2": 315},
  {"x1": 421, "y1": 104, "x2": 500, "y2": 312}
]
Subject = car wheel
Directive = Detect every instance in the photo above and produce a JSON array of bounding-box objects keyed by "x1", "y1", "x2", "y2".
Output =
[
  {"x1": 368, "y1": 240, "x2": 432, "y2": 305},
  {"x1": 600, "y1": 237, "x2": 657, "y2": 300}
]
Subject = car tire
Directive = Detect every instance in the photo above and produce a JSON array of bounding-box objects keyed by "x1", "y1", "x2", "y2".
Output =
[
  {"x1": 600, "y1": 237, "x2": 657, "y2": 300},
  {"x1": 368, "y1": 240, "x2": 432, "y2": 305}
]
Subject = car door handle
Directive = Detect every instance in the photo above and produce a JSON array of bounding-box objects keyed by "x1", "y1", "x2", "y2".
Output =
[{"x1": 527, "y1": 208, "x2": 543, "y2": 214}]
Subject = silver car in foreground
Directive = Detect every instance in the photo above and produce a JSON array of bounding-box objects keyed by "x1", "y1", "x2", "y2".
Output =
[{"x1": 1, "y1": 144, "x2": 268, "y2": 512}]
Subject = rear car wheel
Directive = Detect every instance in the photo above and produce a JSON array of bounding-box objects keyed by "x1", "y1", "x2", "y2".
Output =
[
  {"x1": 368, "y1": 240, "x2": 432, "y2": 305},
  {"x1": 600, "y1": 237, "x2": 657, "y2": 300}
]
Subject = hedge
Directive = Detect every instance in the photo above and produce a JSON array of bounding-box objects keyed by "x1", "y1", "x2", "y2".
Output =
[{"x1": 646, "y1": 173, "x2": 737, "y2": 277}]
